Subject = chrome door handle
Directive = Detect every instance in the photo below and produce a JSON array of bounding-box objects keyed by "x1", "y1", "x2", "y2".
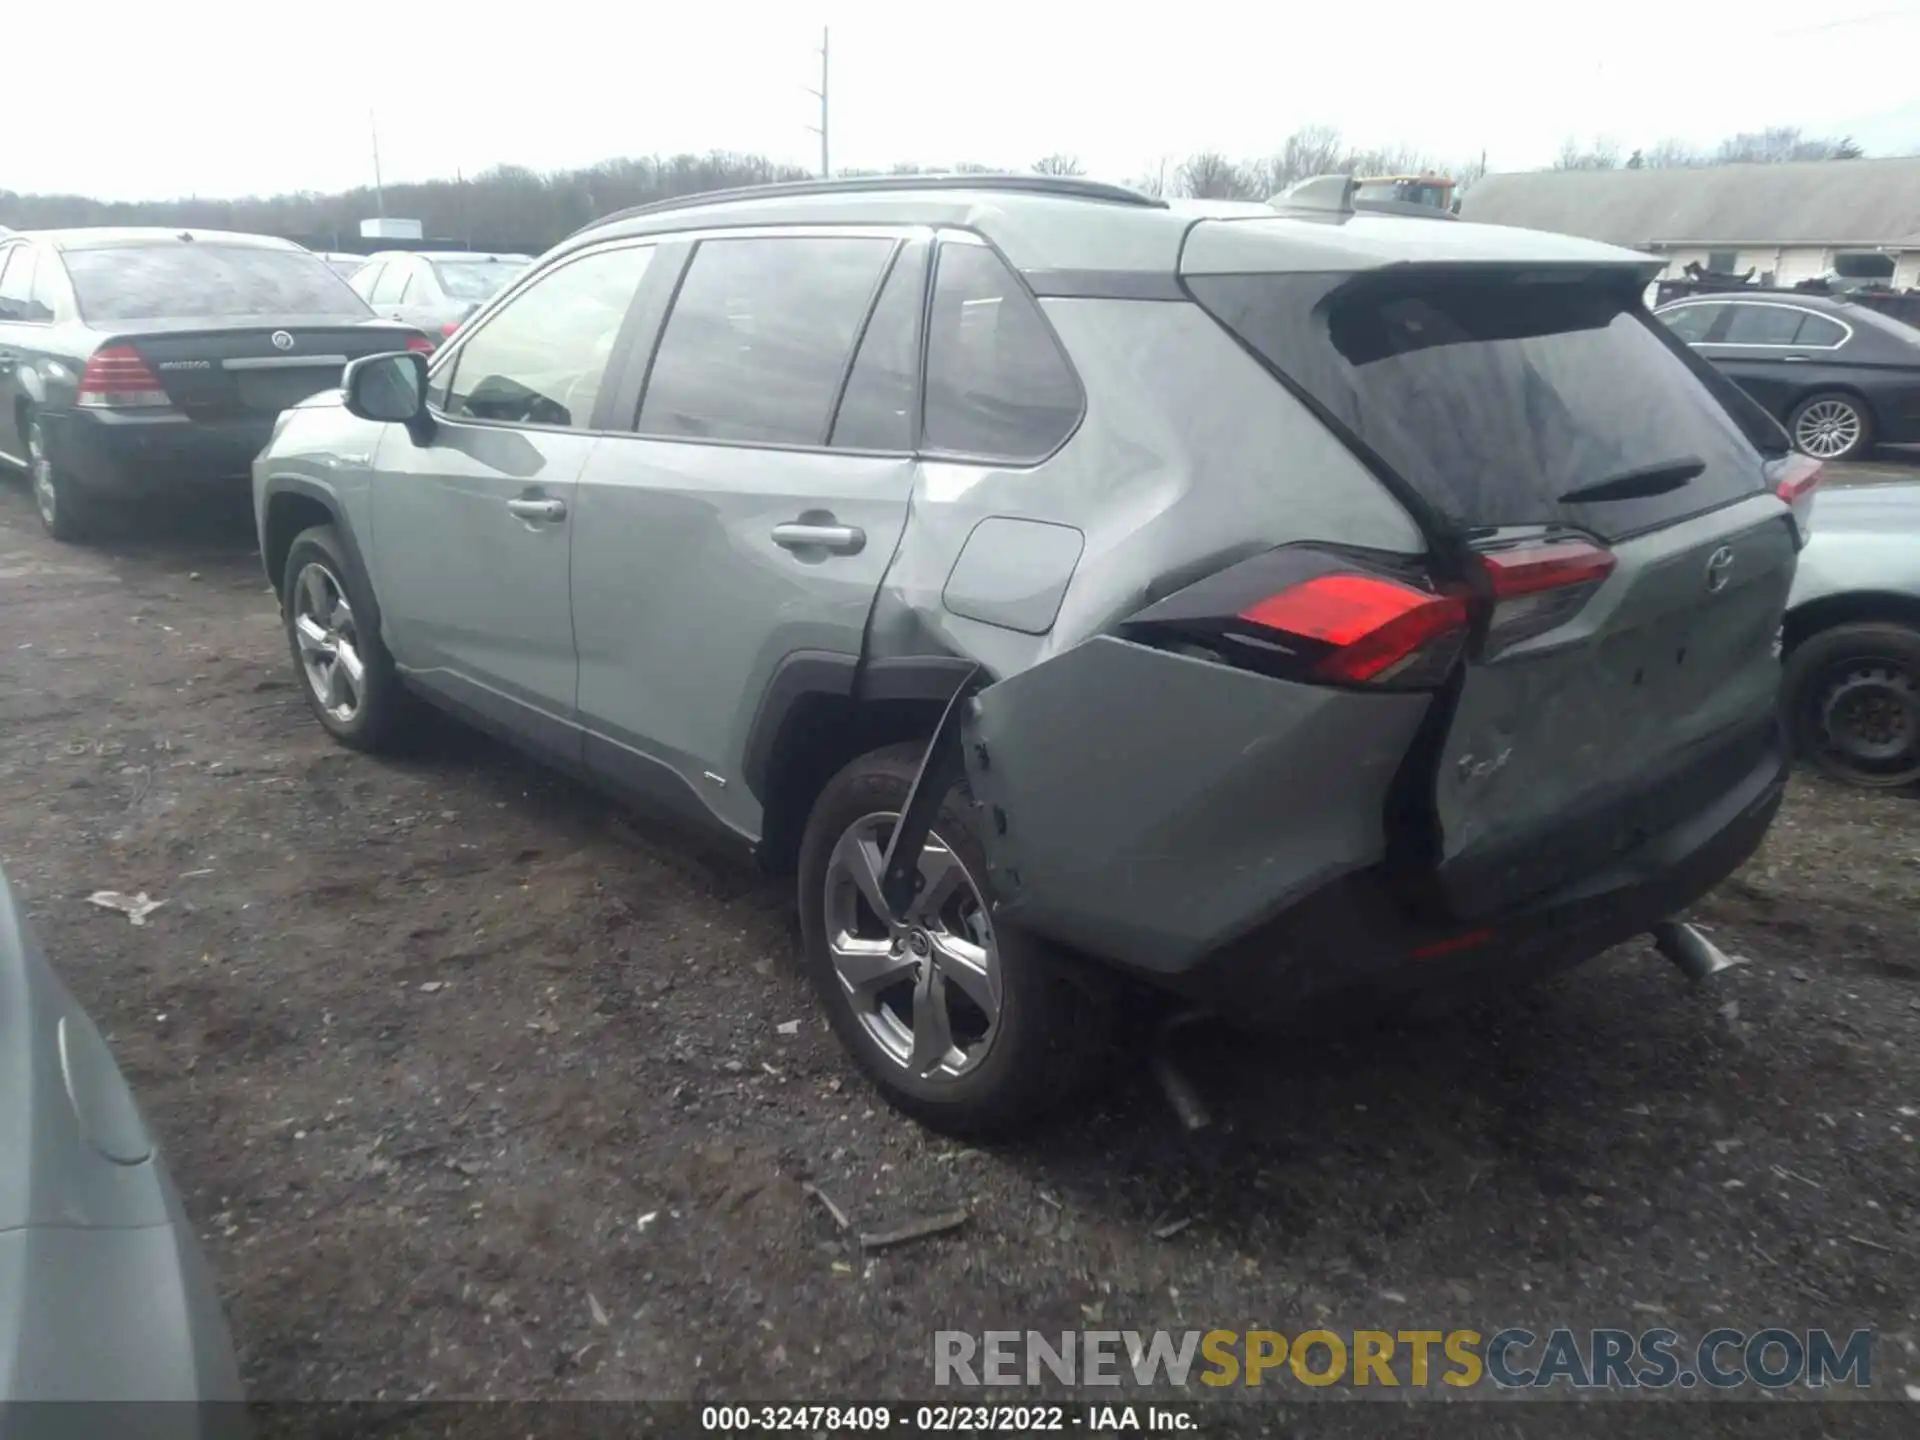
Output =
[
  {"x1": 507, "y1": 497, "x2": 567, "y2": 522},
  {"x1": 1783, "y1": 354, "x2": 1811, "y2": 362},
  {"x1": 772, "y1": 522, "x2": 865, "y2": 555}
]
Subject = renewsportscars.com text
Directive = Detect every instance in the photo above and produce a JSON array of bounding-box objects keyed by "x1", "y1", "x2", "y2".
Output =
[{"x1": 934, "y1": 1327, "x2": 1875, "y2": 1391}]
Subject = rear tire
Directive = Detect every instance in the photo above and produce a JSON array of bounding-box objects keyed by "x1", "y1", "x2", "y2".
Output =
[
  {"x1": 1782, "y1": 621, "x2": 1920, "y2": 788},
  {"x1": 796, "y1": 743, "x2": 1116, "y2": 1136},
  {"x1": 282, "y1": 524, "x2": 415, "y2": 753},
  {"x1": 1789, "y1": 391, "x2": 1873, "y2": 463},
  {"x1": 25, "y1": 412, "x2": 97, "y2": 544}
]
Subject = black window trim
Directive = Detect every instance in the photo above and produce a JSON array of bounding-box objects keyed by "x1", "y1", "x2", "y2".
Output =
[{"x1": 424, "y1": 236, "x2": 664, "y2": 439}]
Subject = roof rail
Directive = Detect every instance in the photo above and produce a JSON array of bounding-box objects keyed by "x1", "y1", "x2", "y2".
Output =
[
  {"x1": 570, "y1": 173, "x2": 1168, "y2": 239},
  {"x1": 1267, "y1": 174, "x2": 1357, "y2": 217}
]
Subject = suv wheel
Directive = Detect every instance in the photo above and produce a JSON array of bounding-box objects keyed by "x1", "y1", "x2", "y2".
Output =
[
  {"x1": 282, "y1": 524, "x2": 413, "y2": 752},
  {"x1": 1783, "y1": 621, "x2": 1920, "y2": 788},
  {"x1": 796, "y1": 743, "x2": 1114, "y2": 1136},
  {"x1": 1789, "y1": 391, "x2": 1872, "y2": 462},
  {"x1": 26, "y1": 414, "x2": 96, "y2": 543}
]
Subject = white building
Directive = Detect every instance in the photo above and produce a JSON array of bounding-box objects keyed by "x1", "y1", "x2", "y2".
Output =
[{"x1": 1459, "y1": 157, "x2": 1920, "y2": 290}]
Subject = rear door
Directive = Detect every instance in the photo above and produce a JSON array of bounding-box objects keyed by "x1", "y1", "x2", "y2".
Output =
[
  {"x1": 1187, "y1": 261, "x2": 1798, "y2": 919},
  {"x1": 1694, "y1": 300, "x2": 1848, "y2": 419},
  {"x1": 569, "y1": 228, "x2": 924, "y2": 837},
  {"x1": 59, "y1": 240, "x2": 414, "y2": 414},
  {"x1": 0, "y1": 242, "x2": 33, "y2": 460}
]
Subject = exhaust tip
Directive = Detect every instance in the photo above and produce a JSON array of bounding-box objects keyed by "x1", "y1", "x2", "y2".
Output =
[{"x1": 1651, "y1": 920, "x2": 1745, "y2": 984}]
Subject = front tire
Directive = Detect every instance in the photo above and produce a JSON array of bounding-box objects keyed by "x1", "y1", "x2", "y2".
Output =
[
  {"x1": 796, "y1": 743, "x2": 1115, "y2": 1136},
  {"x1": 282, "y1": 524, "x2": 413, "y2": 753},
  {"x1": 25, "y1": 413, "x2": 97, "y2": 543},
  {"x1": 1789, "y1": 391, "x2": 1873, "y2": 463},
  {"x1": 1782, "y1": 621, "x2": 1920, "y2": 788}
]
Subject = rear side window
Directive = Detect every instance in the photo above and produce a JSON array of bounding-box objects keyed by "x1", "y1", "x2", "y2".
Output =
[
  {"x1": 1722, "y1": 304, "x2": 1806, "y2": 345},
  {"x1": 1189, "y1": 270, "x2": 1770, "y2": 541},
  {"x1": 922, "y1": 242, "x2": 1081, "y2": 461},
  {"x1": 830, "y1": 244, "x2": 926, "y2": 451},
  {"x1": 436, "y1": 260, "x2": 523, "y2": 302},
  {"x1": 64, "y1": 244, "x2": 371, "y2": 322},
  {"x1": 1794, "y1": 313, "x2": 1847, "y2": 348},
  {"x1": 1657, "y1": 304, "x2": 1719, "y2": 344},
  {"x1": 443, "y1": 243, "x2": 655, "y2": 430},
  {"x1": 638, "y1": 235, "x2": 896, "y2": 446}
]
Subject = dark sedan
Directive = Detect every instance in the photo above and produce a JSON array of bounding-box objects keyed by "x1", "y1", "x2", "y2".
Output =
[
  {"x1": 1655, "y1": 291, "x2": 1920, "y2": 463},
  {"x1": 0, "y1": 228, "x2": 432, "y2": 543}
]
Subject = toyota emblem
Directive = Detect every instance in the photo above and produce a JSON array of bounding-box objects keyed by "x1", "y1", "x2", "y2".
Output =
[
  {"x1": 1704, "y1": 545, "x2": 1736, "y2": 594},
  {"x1": 270, "y1": 330, "x2": 295, "y2": 352}
]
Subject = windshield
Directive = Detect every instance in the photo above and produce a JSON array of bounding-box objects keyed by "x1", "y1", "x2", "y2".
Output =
[
  {"x1": 434, "y1": 260, "x2": 526, "y2": 302},
  {"x1": 65, "y1": 244, "x2": 371, "y2": 322}
]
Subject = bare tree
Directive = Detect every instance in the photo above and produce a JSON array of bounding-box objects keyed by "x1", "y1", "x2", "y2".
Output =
[
  {"x1": 1031, "y1": 153, "x2": 1085, "y2": 177},
  {"x1": 1256, "y1": 125, "x2": 1351, "y2": 191},
  {"x1": 1176, "y1": 151, "x2": 1259, "y2": 200},
  {"x1": 1639, "y1": 138, "x2": 1702, "y2": 168},
  {"x1": 1714, "y1": 127, "x2": 1863, "y2": 164},
  {"x1": 1554, "y1": 136, "x2": 1622, "y2": 171}
]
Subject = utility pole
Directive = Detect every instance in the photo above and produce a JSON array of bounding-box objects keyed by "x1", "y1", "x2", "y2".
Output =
[
  {"x1": 804, "y1": 26, "x2": 830, "y2": 178},
  {"x1": 370, "y1": 109, "x2": 386, "y2": 216}
]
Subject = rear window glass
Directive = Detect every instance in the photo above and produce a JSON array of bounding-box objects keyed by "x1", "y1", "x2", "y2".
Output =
[
  {"x1": 1189, "y1": 270, "x2": 1771, "y2": 540},
  {"x1": 64, "y1": 244, "x2": 371, "y2": 322},
  {"x1": 435, "y1": 260, "x2": 524, "y2": 302}
]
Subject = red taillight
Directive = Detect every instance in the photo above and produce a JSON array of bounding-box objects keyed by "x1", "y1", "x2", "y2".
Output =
[
  {"x1": 1240, "y1": 573, "x2": 1470, "y2": 685},
  {"x1": 1475, "y1": 537, "x2": 1616, "y2": 655},
  {"x1": 406, "y1": 334, "x2": 436, "y2": 353},
  {"x1": 75, "y1": 346, "x2": 170, "y2": 409},
  {"x1": 440, "y1": 321, "x2": 461, "y2": 337},
  {"x1": 1768, "y1": 452, "x2": 1821, "y2": 544}
]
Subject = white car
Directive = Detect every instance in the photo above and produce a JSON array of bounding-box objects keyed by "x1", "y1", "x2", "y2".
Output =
[{"x1": 348, "y1": 250, "x2": 532, "y2": 339}]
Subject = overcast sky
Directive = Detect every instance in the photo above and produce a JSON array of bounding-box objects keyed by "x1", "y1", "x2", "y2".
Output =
[{"x1": 10, "y1": 0, "x2": 1920, "y2": 201}]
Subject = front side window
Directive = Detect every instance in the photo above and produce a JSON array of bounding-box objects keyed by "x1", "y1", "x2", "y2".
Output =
[
  {"x1": 922, "y1": 241, "x2": 1082, "y2": 462},
  {"x1": 1657, "y1": 304, "x2": 1720, "y2": 344},
  {"x1": 637, "y1": 235, "x2": 897, "y2": 446},
  {"x1": 441, "y1": 243, "x2": 655, "y2": 429}
]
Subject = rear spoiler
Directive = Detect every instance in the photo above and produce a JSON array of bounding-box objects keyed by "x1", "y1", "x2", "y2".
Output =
[{"x1": 1267, "y1": 174, "x2": 1457, "y2": 221}]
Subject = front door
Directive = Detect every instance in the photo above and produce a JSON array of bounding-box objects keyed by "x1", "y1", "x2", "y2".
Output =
[
  {"x1": 368, "y1": 239, "x2": 661, "y2": 764},
  {"x1": 571, "y1": 230, "x2": 929, "y2": 838}
]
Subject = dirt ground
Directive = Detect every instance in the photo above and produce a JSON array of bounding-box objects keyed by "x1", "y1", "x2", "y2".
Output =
[{"x1": 0, "y1": 471, "x2": 1916, "y2": 1424}]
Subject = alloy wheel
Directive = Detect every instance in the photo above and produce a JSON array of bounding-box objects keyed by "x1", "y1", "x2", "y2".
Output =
[
  {"x1": 27, "y1": 420, "x2": 57, "y2": 529},
  {"x1": 822, "y1": 813, "x2": 1001, "y2": 1080},
  {"x1": 1794, "y1": 399, "x2": 1863, "y2": 460},
  {"x1": 292, "y1": 561, "x2": 366, "y2": 725},
  {"x1": 1814, "y1": 657, "x2": 1919, "y2": 786}
]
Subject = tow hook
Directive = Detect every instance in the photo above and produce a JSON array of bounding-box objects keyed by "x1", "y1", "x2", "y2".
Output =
[{"x1": 1650, "y1": 920, "x2": 1744, "y2": 984}]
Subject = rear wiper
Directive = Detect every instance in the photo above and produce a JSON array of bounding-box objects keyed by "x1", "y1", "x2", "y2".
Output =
[{"x1": 1559, "y1": 456, "x2": 1705, "y2": 505}]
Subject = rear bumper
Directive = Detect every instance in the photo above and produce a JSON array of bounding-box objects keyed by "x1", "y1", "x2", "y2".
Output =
[
  {"x1": 1171, "y1": 717, "x2": 1789, "y2": 1025},
  {"x1": 45, "y1": 408, "x2": 273, "y2": 501}
]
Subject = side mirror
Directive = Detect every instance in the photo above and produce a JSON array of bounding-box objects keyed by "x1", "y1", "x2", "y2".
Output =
[{"x1": 342, "y1": 351, "x2": 429, "y2": 424}]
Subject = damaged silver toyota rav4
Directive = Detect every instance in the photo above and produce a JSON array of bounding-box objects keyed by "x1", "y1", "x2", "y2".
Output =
[{"x1": 254, "y1": 174, "x2": 1815, "y2": 1135}]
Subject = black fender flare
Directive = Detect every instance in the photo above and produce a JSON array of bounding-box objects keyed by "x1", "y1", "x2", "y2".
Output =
[{"x1": 259, "y1": 478, "x2": 384, "y2": 638}]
